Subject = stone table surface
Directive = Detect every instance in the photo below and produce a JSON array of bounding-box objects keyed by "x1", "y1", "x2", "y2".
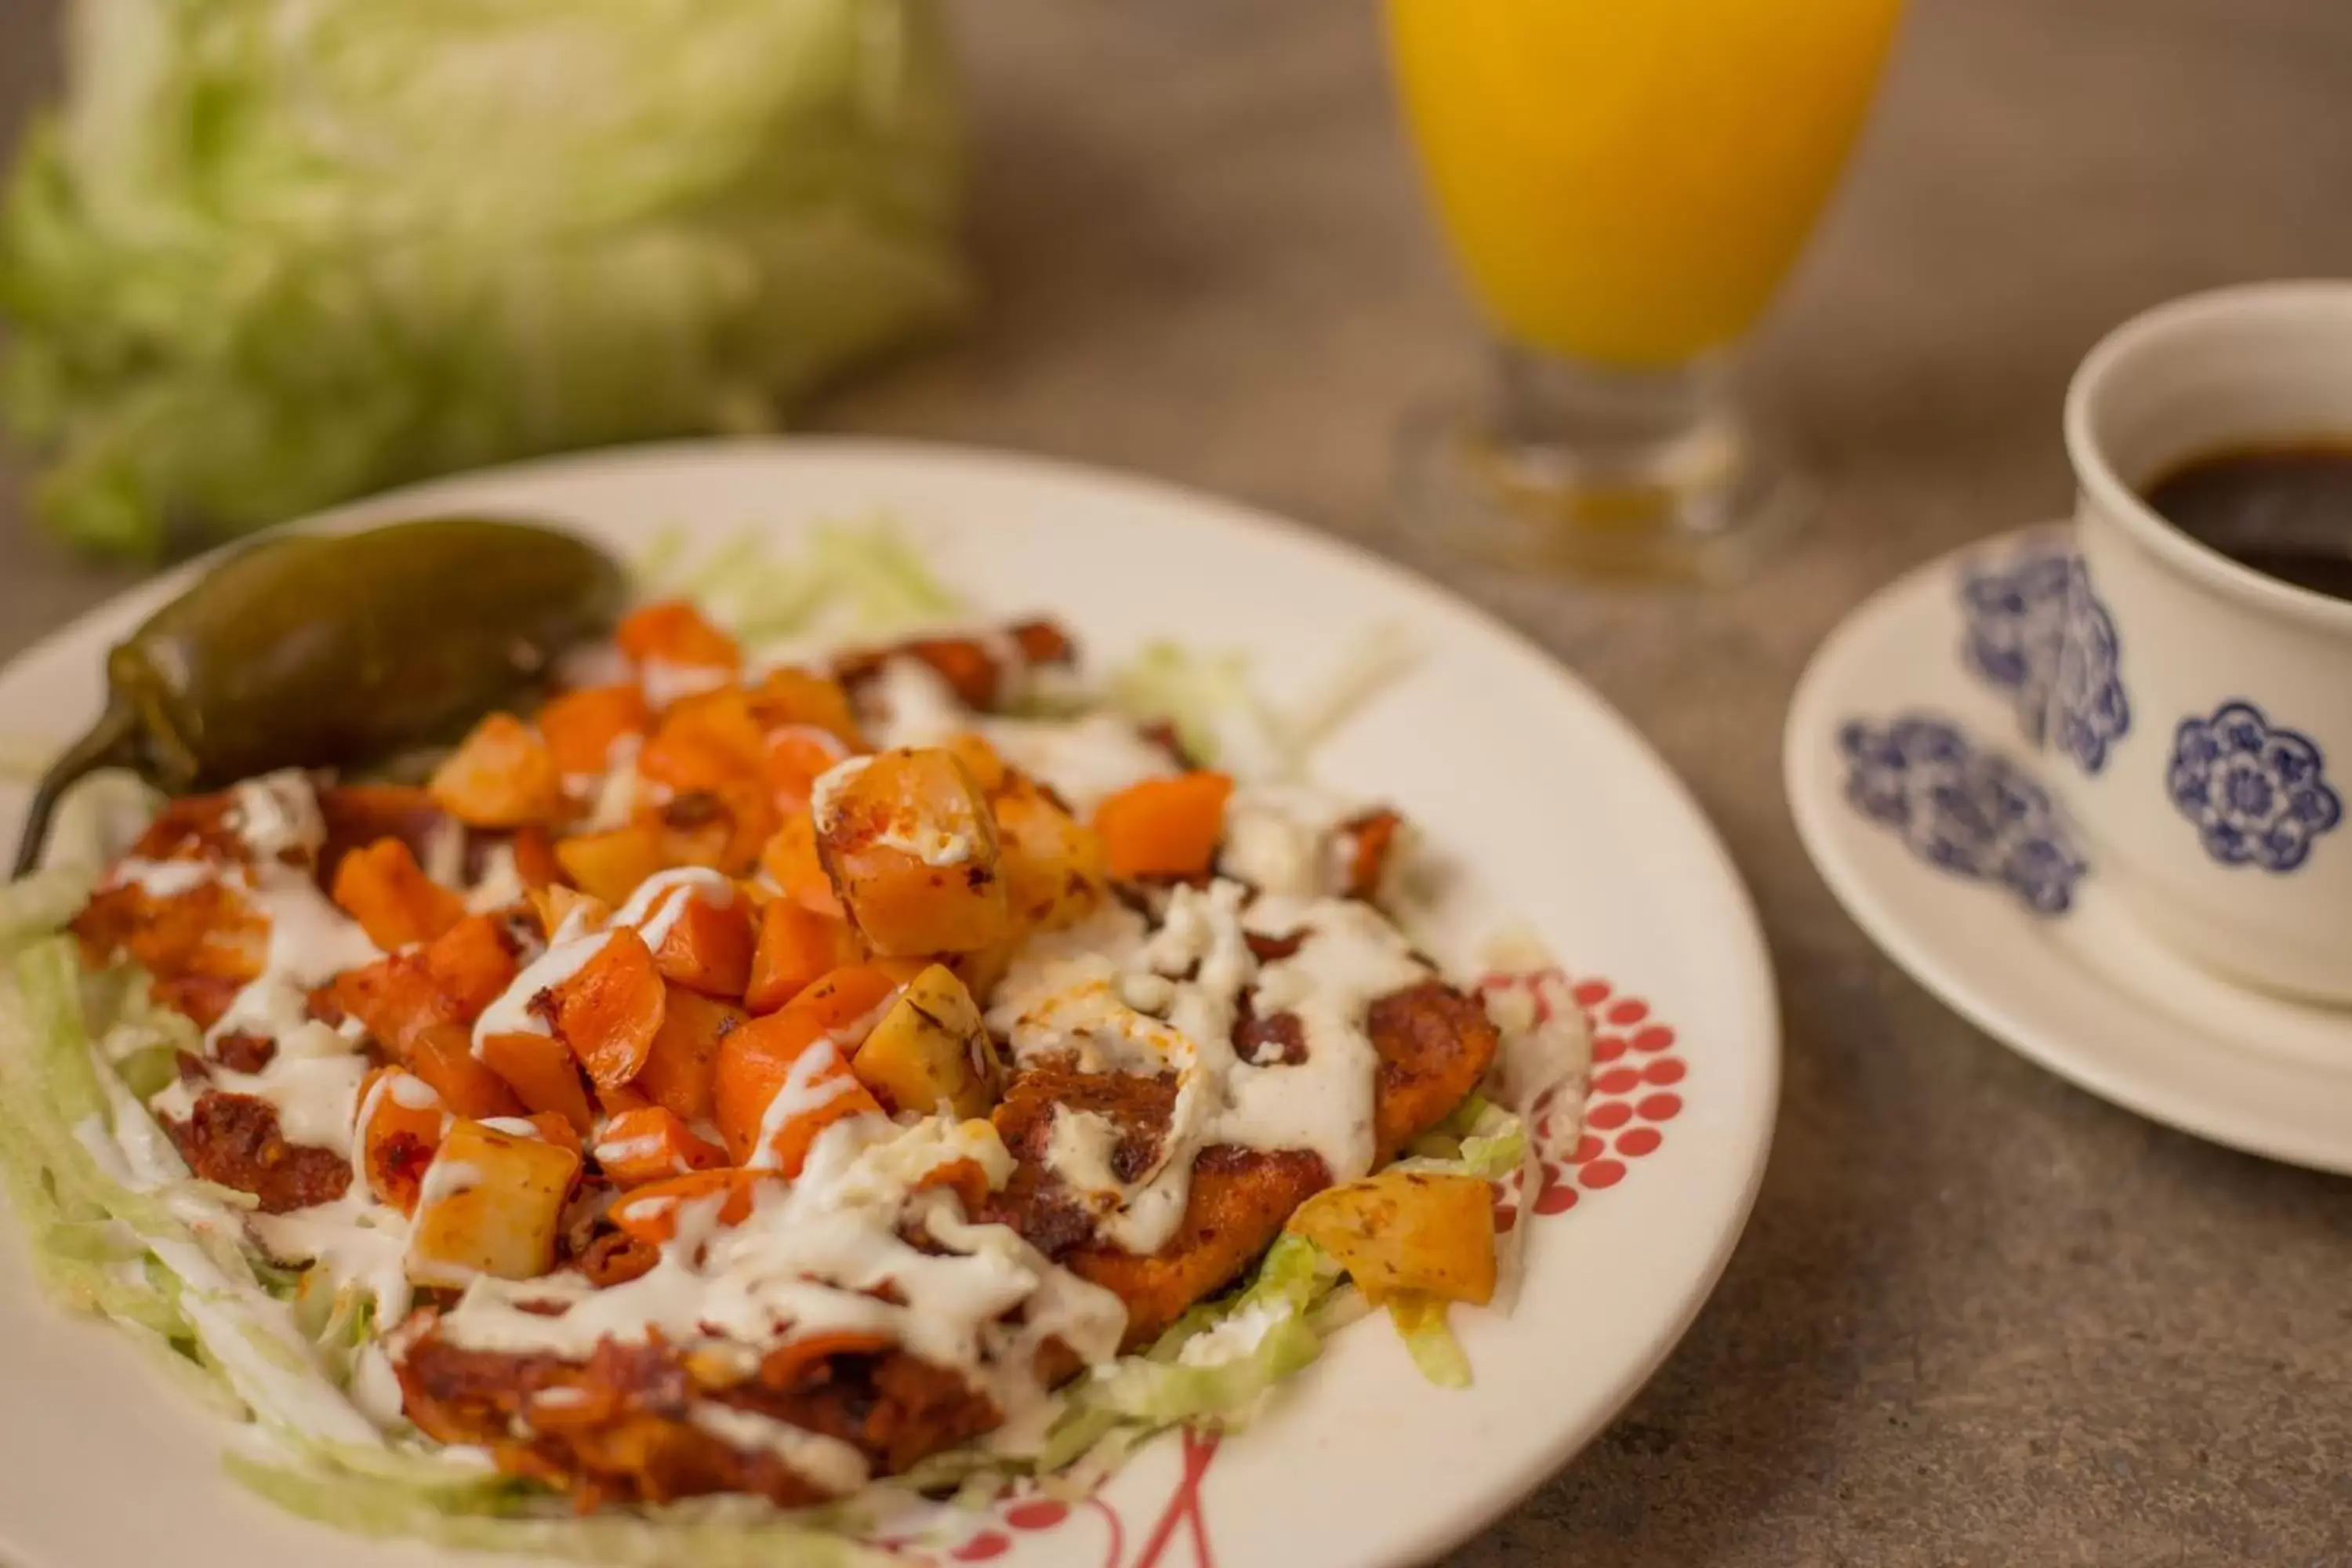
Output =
[{"x1": 5, "y1": 1, "x2": 2352, "y2": 1563}]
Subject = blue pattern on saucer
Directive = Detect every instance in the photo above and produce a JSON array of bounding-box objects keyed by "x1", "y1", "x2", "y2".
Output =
[
  {"x1": 1838, "y1": 714, "x2": 2088, "y2": 915},
  {"x1": 2168, "y1": 700, "x2": 2343, "y2": 873},
  {"x1": 1957, "y1": 535, "x2": 2074, "y2": 745},
  {"x1": 2051, "y1": 559, "x2": 2130, "y2": 775}
]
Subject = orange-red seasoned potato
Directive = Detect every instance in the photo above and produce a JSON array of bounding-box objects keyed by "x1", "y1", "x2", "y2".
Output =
[
  {"x1": 990, "y1": 771, "x2": 1106, "y2": 931},
  {"x1": 814, "y1": 749, "x2": 1007, "y2": 956},
  {"x1": 429, "y1": 714, "x2": 567, "y2": 829}
]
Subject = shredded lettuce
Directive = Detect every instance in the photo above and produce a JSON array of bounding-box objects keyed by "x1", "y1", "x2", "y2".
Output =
[
  {"x1": 1385, "y1": 1294, "x2": 1472, "y2": 1390},
  {"x1": 637, "y1": 517, "x2": 962, "y2": 652},
  {"x1": 228, "y1": 1448, "x2": 898, "y2": 1568},
  {"x1": 1, "y1": 0, "x2": 968, "y2": 557},
  {"x1": 1105, "y1": 629, "x2": 1420, "y2": 779}
]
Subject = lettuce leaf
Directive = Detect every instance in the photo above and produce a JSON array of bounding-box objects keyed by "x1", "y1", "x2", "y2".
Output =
[{"x1": 0, "y1": 0, "x2": 968, "y2": 557}]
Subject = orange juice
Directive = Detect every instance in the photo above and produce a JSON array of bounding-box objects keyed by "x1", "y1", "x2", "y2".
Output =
[{"x1": 1386, "y1": 0, "x2": 1904, "y2": 368}]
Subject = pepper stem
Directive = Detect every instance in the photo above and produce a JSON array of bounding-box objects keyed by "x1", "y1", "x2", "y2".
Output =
[{"x1": 13, "y1": 699, "x2": 145, "y2": 878}]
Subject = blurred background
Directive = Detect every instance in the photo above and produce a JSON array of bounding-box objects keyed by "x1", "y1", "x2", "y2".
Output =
[{"x1": 5, "y1": 1, "x2": 2352, "y2": 1563}]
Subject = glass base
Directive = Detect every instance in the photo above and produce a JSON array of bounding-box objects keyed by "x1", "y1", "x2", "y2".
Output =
[{"x1": 1393, "y1": 347, "x2": 1812, "y2": 584}]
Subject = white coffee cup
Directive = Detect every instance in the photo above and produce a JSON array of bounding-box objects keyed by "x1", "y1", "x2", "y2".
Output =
[{"x1": 2056, "y1": 280, "x2": 2352, "y2": 1004}]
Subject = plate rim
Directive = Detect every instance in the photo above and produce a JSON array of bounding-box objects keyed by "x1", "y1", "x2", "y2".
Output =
[
  {"x1": 1785, "y1": 524, "x2": 2352, "y2": 1174},
  {"x1": 0, "y1": 435, "x2": 1784, "y2": 1566}
]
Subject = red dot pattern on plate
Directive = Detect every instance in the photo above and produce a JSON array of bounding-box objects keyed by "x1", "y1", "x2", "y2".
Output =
[
  {"x1": 949, "y1": 968, "x2": 1697, "y2": 1563},
  {"x1": 1002, "y1": 1501, "x2": 1069, "y2": 1531},
  {"x1": 1457, "y1": 971, "x2": 1689, "y2": 1262},
  {"x1": 1616, "y1": 1127, "x2": 1662, "y2": 1157}
]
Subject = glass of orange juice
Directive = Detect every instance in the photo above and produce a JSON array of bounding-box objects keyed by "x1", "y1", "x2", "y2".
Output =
[{"x1": 1386, "y1": 0, "x2": 1904, "y2": 579}]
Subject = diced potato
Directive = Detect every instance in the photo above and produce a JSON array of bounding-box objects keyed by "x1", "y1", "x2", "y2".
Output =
[
  {"x1": 421, "y1": 914, "x2": 522, "y2": 1021},
  {"x1": 616, "y1": 600, "x2": 742, "y2": 674},
  {"x1": 1092, "y1": 771, "x2": 1232, "y2": 880},
  {"x1": 608, "y1": 1168, "x2": 776, "y2": 1247},
  {"x1": 358, "y1": 1068, "x2": 445, "y2": 1214},
  {"x1": 992, "y1": 772, "x2": 1107, "y2": 931},
  {"x1": 536, "y1": 682, "x2": 652, "y2": 776},
  {"x1": 940, "y1": 731, "x2": 1008, "y2": 793},
  {"x1": 636, "y1": 985, "x2": 747, "y2": 1123},
  {"x1": 744, "y1": 900, "x2": 864, "y2": 1014},
  {"x1": 509, "y1": 826, "x2": 565, "y2": 892},
  {"x1": 406, "y1": 1119, "x2": 582, "y2": 1287},
  {"x1": 551, "y1": 929, "x2": 667, "y2": 1089},
  {"x1": 593, "y1": 1105, "x2": 728, "y2": 1185},
  {"x1": 850, "y1": 964, "x2": 1001, "y2": 1119},
  {"x1": 760, "y1": 811, "x2": 845, "y2": 918},
  {"x1": 478, "y1": 1029, "x2": 597, "y2": 1137},
  {"x1": 429, "y1": 713, "x2": 567, "y2": 829},
  {"x1": 405, "y1": 1023, "x2": 527, "y2": 1120},
  {"x1": 528, "y1": 884, "x2": 611, "y2": 942},
  {"x1": 815, "y1": 748, "x2": 1007, "y2": 956},
  {"x1": 555, "y1": 824, "x2": 665, "y2": 906},
  {"x1": 1283, "y1": 1169, "x2": 1497, "y2": 1307},
  {"x1": 645, "y1": 888, "x2": 755, "y2": 998},
  {"x1": 647, "y1": 782, "x2": 775, "y2": 876},
  {"x1": 712, "y1": 964, "x2": 908, "y2": 1169},
  {"x1": 331, "y1": 837, "x2": 466, "y2": 949},
  {"x1": 745, "y1": 667, "x2": 862, "y2": 746},
  {"x1": 764, "y1": 724, "x2": 855, "y2": 814}
]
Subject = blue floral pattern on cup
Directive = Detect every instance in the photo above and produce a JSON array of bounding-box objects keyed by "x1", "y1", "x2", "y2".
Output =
[
  {"x1": 2051, "y1": 558, "x2": 2129, "y2": 775},
  {"x1": 2167, "y1": 700, "x2": 2343, "y2": 873},
  {"x1": 1957, "y1": 535, "x2": 2074, "y2": 746},
  {"x1": 1838, "y1": 714, "x2": 2088, "y2": 914}
]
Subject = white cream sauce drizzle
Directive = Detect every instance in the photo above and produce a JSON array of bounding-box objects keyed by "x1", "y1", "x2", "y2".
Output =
[
  {"x1": 861, "y1": 657, "x2": 969, "y2": 750},
  {"x1": 130, "y1": 773, "x2": 380, "y2": 1155},
  {"x1": 810, "y1": 753, "x2": 975, "y2": 869},
  {"x1": 980, "y1": 713, "x2": 1177, "y2": 815},
  {"x1": 468, "y1": 867, "x2": 735, "y2": 1054},
  {"x1": 986, "y1": 871, "x2": 1430, "y2": 1255},
  {"x1": 432, "y1": 1116, "x2": 1127, "y2": 1440},
  {"x1": 855, "y1": 651, "x2": 1181, "y2": 817},
  {"x1": 687, "y1": 1403, "x2": 873, "y2": 1494},
  {"x1": 250, "y1": 1191, "x2": 418, "y2": 1329},
  {"x1": 106, "y1": 857, "x2": 216, "y2": 898},
  {"x1": 1216, "y1": 782, "x2": 1362, "y2": 899},
  {"x1": 639, "y1": 657, "x2": 735, "y2": 711},
  {"x1": 575, "y1": 733, "x2": 646, "y2": 833}
]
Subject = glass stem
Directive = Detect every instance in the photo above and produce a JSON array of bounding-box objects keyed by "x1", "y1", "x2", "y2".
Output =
[{"x1": 1490, "y1": 343, "x2": 1742, "y2": 498}]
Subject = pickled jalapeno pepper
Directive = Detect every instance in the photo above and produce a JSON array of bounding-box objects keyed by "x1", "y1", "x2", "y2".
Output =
[{"x1": 13, "y1": 517, "x2": 626, "y2": 875}]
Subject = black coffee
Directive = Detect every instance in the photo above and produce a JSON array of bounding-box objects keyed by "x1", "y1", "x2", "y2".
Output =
[{"x1": 2142, "y1": 445, "x2": 2352, "y2": 601}]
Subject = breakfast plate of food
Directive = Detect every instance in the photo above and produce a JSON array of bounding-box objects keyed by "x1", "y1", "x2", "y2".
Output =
[{"x1": 0, "y1": 441, "x2": 1776, "y2": 1568}]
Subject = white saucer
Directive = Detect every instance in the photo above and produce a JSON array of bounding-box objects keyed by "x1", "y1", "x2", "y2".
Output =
[{"x1": 1787, "y1": 524, "x2": 2352, "y2": 1172}]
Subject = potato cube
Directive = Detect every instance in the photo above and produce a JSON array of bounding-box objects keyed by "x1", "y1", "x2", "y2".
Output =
[
  {"x1": 851, "y1": 964, "x2": 1001, "y2": 1119},
  {"x1": 406, "y1": 1118, "x2": 582, "y2": 1288},
  {"x1": 815, "y1": 748, "x2": 1007, "y2": 955},
  {"x1": 1284, "y1": 1169, "x2": 1497, "y2": 1307}
]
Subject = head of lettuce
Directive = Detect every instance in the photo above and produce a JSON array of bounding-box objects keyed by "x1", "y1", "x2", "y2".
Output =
[{"x1": 0, "y1": 0, "x2": 969, "y2": 558}]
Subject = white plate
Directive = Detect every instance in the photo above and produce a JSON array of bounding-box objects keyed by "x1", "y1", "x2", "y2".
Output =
[
  {"x1": 0, "y1": 441, "x2": 1778, "y2": 1568},
  {"x1": 1788, "y1": 524, "x2": 2352, "y2": 1173}
]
